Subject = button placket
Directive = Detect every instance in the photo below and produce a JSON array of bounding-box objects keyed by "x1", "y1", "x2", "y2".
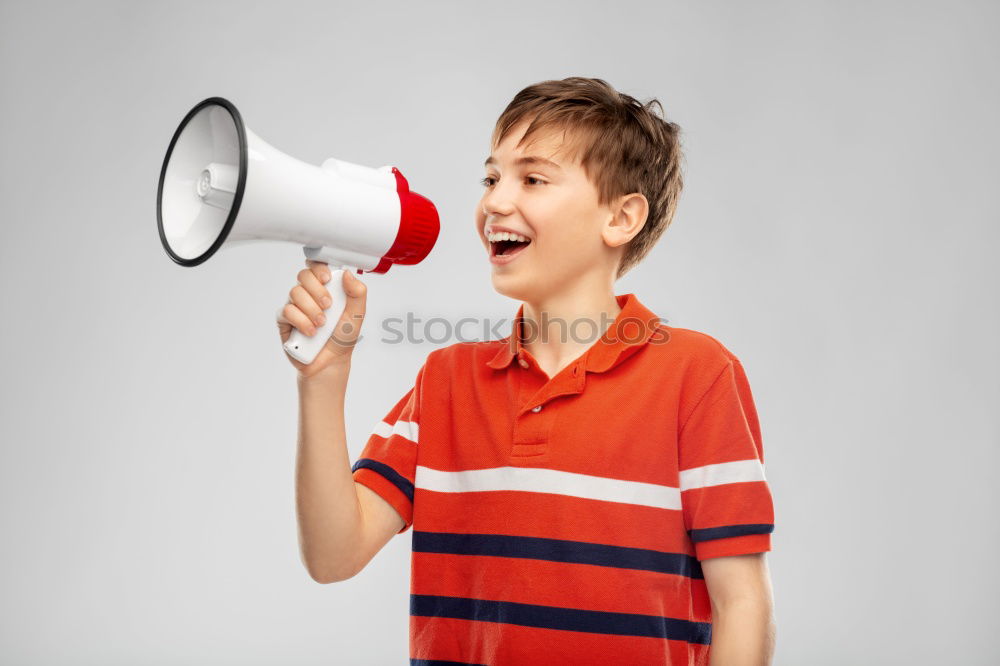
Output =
[
  {"x1": 508, "y1": 362, "x2": 587, "y2": 460},
  {"x1": 510, "y1": 403, "x2": 553, "y2": 459},
  {"x1": 510, "y1": 352, "x2": 552, "y2": 458}
]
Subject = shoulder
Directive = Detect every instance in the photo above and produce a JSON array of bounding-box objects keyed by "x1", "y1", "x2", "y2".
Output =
[
  {"x1": 647, "y1": 325, "x2": 751, "y2": 406},
  {"x1": 654, "y1": 327, "x2": 761, "y2": 431},
  {"x1": 653, "y1": 325, "x2": 742, "y2": 369},
  {"x1": 422, "y1": 339, "x2": 508, "y2": 371}
]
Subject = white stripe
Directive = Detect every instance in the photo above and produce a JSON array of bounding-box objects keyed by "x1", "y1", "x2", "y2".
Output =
[
  {"x1": 372, "y1": 420, "x2": 419, "y2": 444},
  {"x1": 679, "y1": 459, "x2": 766, "y2": 491},
  {"x1": 415, "y1": 465, "x2": 682, "y2": 511}
]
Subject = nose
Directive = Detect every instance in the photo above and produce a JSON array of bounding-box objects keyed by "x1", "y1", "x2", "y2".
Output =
[{"x1": 481, "y1": 177, "x2": 516, "y2": 218}]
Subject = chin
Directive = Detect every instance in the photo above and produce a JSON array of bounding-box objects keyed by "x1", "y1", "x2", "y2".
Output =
[
  {"x1": 491, "y1": 270, "x2": 564, "y2": 306},
  {"x1": 490, "y1": 271, "x2": 537, "y2": 302}
]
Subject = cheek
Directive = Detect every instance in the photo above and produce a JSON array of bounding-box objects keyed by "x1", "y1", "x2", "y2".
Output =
[
  {"x1": 522, "y1": 192, "x2": 568, "y2": 231},
  {"x1": 533, "y1": 200, "x2": 602, "y2": 256}
]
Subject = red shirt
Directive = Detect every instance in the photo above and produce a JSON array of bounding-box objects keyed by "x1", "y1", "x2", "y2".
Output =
[{"x1": 352, "y1": 292, "x2": 775, "y2": 665}]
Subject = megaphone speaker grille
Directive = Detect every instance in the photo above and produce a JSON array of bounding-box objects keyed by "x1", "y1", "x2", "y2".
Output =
[{"x1": 156, "y1": 97, "x2": 248, "y2": 266}]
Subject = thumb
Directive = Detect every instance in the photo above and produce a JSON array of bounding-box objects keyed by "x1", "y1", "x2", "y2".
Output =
[
  {"x1": 343, "y1": 268, "x2": 367, "y2": 299},
  {"x1": 328, "y1": 269, "x2": 367, "y2": 348}
]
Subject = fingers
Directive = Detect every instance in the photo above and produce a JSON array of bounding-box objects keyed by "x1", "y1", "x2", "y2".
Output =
[
  {"x1": 277, "y1": 263, "x2": 335, "y2": 337},
  {"x1": 297, "y1": 266, "x2": 332, "y2": 310},
  {"x1": 281, "y1": 301, "x2": 317, "y2": 337},
  {"x1": 288, "y1": 261, "x2": 332, "y2": 326},
  {"x1": 305, "y1": 259, "x2": 332, "y2": 291}
]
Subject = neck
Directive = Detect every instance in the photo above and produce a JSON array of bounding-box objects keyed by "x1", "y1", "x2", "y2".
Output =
[{"x1": 520, "y1": 275, "x2": 622, "y2": 378}]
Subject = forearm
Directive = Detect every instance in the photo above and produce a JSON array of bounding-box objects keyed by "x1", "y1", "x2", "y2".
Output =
[
  {"x1": 708, "y1": 598, "x2": 776, "y2": 666},
  {"x1": 295, "y1": 361, "x2": 363, "y2": 583}
]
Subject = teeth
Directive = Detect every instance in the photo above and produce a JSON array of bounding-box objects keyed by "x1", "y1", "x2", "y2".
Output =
[{"x1": 487, "y1": 231, "x2": 529, "y2": 243}]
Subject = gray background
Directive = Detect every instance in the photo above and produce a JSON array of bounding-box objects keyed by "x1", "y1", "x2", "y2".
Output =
[{"x1": 1, "y1": 0, "x2": 997, "y2": 663}]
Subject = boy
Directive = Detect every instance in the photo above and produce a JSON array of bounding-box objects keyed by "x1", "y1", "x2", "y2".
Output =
[{"x1": 278, "y1": 77, "x2": 776, "y2": 665}]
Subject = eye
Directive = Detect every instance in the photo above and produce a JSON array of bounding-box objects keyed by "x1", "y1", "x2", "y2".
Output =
[{"x1": 479, "y1": 175, "x2": 547, "y2": 188}]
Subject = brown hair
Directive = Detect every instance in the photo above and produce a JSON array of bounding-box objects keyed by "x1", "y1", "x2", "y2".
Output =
[{"x1": 491, "y1": 76, "x2": 685, "y2": 279}]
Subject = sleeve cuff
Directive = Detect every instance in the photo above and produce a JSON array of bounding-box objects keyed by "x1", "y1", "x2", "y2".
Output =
[
  {"x1": 694, "y1": 532, "x2": 771, "y2": 560},
  {"x1": 353, "y1": 467, "x2": 413, "y2": 534}
]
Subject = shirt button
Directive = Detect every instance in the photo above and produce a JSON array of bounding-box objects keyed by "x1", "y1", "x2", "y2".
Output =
[
  {"x1": 531, "y1": 404, "x2": 543, "y2": 413},
  {"x1": 518, "y1": 358, "x2": 529, "y2": 369}
]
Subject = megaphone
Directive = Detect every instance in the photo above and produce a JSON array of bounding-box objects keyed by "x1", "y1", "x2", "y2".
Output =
[{"x1": 156, "y1": 96, "x2": 440, "y2": 365}]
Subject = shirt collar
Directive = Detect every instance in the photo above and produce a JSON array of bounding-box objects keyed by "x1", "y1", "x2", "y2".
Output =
[{"x1": 486, "y1": 293, "x2": 663, "y2": 374}]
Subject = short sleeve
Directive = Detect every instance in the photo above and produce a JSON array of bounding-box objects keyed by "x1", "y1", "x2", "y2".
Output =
[
  {"x1": 678, "y1": 357, "x2": 774, "y2": 560},
  {"x1": 351, "y1": 361, "x2": 426, "y2": 534}
]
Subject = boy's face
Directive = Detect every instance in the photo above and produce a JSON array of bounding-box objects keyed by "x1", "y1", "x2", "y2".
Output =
[{"x1": 476, "y1": 119, "x2": 619, "y2": 302}]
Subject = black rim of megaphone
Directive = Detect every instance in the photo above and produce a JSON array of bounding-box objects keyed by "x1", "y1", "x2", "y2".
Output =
[{"x1": 156, "y1": 96, "x2": 248, "y2": 267}]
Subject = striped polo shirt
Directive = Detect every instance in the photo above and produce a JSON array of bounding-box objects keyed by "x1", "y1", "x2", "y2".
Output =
[{"x1": 351, "y1": 292, "x2": 775, "y2": 665}]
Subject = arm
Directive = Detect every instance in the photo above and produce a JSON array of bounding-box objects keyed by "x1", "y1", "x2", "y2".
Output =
[
  {"x1": 282, "y1": 262, "x2": 404, "y2": 583},
  {"x1": 702, "y1": 553, "x2": 776, "y2": 666},
  {"x1": 295, "y1": 365, "x2": 405, "y2": 583}
]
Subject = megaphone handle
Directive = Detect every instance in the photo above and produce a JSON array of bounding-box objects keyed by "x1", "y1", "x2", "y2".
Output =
[{"x1": 283, "y1": 264, "x2": 351, "y2": 365}]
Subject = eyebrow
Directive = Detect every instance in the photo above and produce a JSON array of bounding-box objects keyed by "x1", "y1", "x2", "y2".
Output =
[{"x1": 483, "y1": 155, "x2": 563, "y2": 171}]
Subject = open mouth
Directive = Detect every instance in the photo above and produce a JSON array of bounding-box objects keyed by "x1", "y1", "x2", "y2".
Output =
[{"x1": 491, "y1": 237, "x2": 532, "y2": 257}]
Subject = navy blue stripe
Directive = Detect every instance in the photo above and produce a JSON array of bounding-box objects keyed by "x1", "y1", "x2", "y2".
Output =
[
  {"x1": 411, "y1": 594, "x2": 712, "y2": 645},
  {"x1": 351, "y1": 458, "x2": 414, "y2": 502},
  {"x1": 688, "y1": 523, "x2": 774, "y2": 543},
  {"x1": 410, "y1": 661, "x2": 487, "y2": 666},
  {"x1": 413, "y1": 531, "x2": 703, "y2": 579}
]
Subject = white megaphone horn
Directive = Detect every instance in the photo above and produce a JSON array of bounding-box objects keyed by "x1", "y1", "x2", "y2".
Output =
[{"x1": 156, "y1": 96, "x2": 440, "y2": 365}]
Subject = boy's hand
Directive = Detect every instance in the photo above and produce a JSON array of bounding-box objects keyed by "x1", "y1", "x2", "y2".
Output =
[{"x1": 276, "y1": 259, "x2": 367, "y2": 378}]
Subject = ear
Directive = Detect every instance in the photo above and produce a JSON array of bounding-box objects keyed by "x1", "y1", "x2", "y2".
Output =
[{"x1": 604, "y1": 193, "x2": 649, "y2": 248}]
